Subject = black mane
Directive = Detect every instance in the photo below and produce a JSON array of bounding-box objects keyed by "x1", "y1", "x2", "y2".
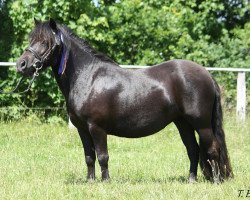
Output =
[{"x1": 30, "y1": 21, "x2": 117, "y2": 65}]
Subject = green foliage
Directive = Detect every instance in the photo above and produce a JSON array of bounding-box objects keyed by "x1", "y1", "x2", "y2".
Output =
[
  {"x1": 0, "y1": 0, "x2": 249, "y2": 111},
  {"x1": 46, "y1": 115, "x2": 66, "y2": 125}
]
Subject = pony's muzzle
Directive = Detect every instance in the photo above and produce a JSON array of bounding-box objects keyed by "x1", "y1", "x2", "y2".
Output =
[
  {"x1": 20, "y1": 60, "x2": 27, "y2": 69},
  {"x1": 16, "y1": 57, "x2": 35, "y2": 76},
  {"x1": 16, "y1": 59, "x2": 27, "y2": 73}
]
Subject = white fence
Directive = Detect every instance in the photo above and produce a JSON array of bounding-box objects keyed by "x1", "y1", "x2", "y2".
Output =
[{"x1": 1, "y1": 62, "x2": 249, "y2": 122}]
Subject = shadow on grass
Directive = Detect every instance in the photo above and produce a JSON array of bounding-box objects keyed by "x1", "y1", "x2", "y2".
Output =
[
  {"x1": 64, "y1": 172, "x2": 188, "y2": 185},
  {"x1": 64, "y1": 172, "x2": 87, "y2": 185},
  {"x1": 166, "y1": 175, "x2": 188, "y2": 183}
]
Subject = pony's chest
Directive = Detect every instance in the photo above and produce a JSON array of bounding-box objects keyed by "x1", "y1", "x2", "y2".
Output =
[{"x1": 67, "y1": 84, "x2": 92, "y2": 116}]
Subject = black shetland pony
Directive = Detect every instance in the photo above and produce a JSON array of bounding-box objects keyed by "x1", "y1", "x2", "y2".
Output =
[{"x1": 16, "y1": 19, "x2": 233, "y2": 183}]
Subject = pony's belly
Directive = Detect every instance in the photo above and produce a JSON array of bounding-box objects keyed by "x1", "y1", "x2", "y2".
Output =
[{"x1": 109, "y1": 114, "x2": 173, "y2": 138}]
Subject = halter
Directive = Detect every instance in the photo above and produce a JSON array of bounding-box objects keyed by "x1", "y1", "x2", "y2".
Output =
[
  {"x1": 0, "y1": 32, "x2": 63, "y2": 94},
  {"x1": 25, "y1": 31, "x2": 61, "y2": 76}
]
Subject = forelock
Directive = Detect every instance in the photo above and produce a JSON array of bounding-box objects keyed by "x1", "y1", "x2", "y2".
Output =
[{"x1": 29, "y1": 22, "x2": 54, "y2": 44}]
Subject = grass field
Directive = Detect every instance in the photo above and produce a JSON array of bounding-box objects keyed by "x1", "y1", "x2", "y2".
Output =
[{"x1": 0, "y1": 113, "x2": 249, "y2": 200}]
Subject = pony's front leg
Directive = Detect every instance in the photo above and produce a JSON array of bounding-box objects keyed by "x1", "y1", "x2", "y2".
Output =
[
  {"x1": 78, "y1": 129, "x2": 96, "y2": 180},
  {"x1": 88, "y1": 122, "x2": 110, "y2": 181}
]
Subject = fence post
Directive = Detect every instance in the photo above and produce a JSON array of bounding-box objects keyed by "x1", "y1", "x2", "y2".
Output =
[{"x1": 236, "y1": 72, "x2": 246, "y2": 121}]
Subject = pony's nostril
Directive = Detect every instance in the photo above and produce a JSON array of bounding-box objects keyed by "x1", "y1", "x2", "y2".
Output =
[{"x1": 20, "y1": 60, "x2": 26, "y2": 69}]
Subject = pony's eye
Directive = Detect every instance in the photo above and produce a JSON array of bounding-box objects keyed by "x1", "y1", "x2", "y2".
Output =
[{"x1": 41, "y1": 42, "x2": 47, "y2": 47}]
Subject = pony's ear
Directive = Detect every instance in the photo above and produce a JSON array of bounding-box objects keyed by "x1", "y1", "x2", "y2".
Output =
[
  {"x1": 49, "y1": 18, "x2": 58, "y2": 33},
  {"x1": 34, "y1": 18, "x2": 41, "y2": 26}
]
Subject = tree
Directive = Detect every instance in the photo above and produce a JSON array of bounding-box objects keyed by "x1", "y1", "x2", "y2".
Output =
[{"x1": 0, "y1": 0, "x2": 249, "y2": 110}]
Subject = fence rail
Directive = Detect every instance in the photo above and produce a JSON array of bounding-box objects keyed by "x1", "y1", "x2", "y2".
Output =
[
  {"x1": 0, "y1": 62, "x2": 249, "y2": 122},
  {"x1": 121, "y1": 65, "x2": 250, "y2": 72},
  {"x1": 0, "y1": 62, "x2": 16, "y2": 66},
  {"x1": 2, "y1": 62, "x2": 250, "y2": 72}
]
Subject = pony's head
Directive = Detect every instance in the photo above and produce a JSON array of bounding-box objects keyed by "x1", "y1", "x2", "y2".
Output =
[{"x1": 16, "y1": 18, "x2": 61, "y2": 76}]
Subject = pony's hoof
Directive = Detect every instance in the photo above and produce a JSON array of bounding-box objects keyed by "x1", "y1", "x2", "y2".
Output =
[
  {"x1": 212, "y1": 172, "x2": 222, "y2": 184},
  {"x1": 189, "y1": 178, "x2": 197, "y2": 184},
  {"x1": 213, "y1": 177, "x2": 221, "y2": 184},
  {"x1": 87, "y1": 178, "x2": 95, "y2": 183},
  {"x1": 188, "y1": 173, "x2": 197, "y2": 183},
  {"x1": 101, "y1": 171, "x2": 110, "y2": 182},
  {"x1": 86, "y1": 174, "x2": 96, "y2": 182},
  {"x1": 102, "y1": 177, "x2": 110, "y2": 182}
]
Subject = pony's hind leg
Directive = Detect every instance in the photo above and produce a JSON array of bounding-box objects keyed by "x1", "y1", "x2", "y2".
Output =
[
  {"x1": 174, "y1": 118, "x2": 199, "y2": 183},
  {"x1": 197, "y1": 127, "x2": 221, "y2": 183}
]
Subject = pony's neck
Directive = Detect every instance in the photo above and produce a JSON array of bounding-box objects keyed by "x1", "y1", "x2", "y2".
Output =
[{"x1": 51, "y1": 34, "x2": 118, "y2": 100}]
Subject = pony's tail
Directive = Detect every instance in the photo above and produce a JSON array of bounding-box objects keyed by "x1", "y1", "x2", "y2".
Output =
[{"x1": 200, "y1": 79, "x2": 233, "y2": 181}]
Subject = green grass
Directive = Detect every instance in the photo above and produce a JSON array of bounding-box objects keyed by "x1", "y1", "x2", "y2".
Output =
[{"x1": 0, "y1": 114, "x2": 249, "y2": 200}]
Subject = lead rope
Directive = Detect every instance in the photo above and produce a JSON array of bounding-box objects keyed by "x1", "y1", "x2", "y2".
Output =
[
  {"x1": 0, "y1": 31, "x2": 62, "y2": 95},
  {"x1": 0, "y1": 65, "x2": 40, "y2": 94}
]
